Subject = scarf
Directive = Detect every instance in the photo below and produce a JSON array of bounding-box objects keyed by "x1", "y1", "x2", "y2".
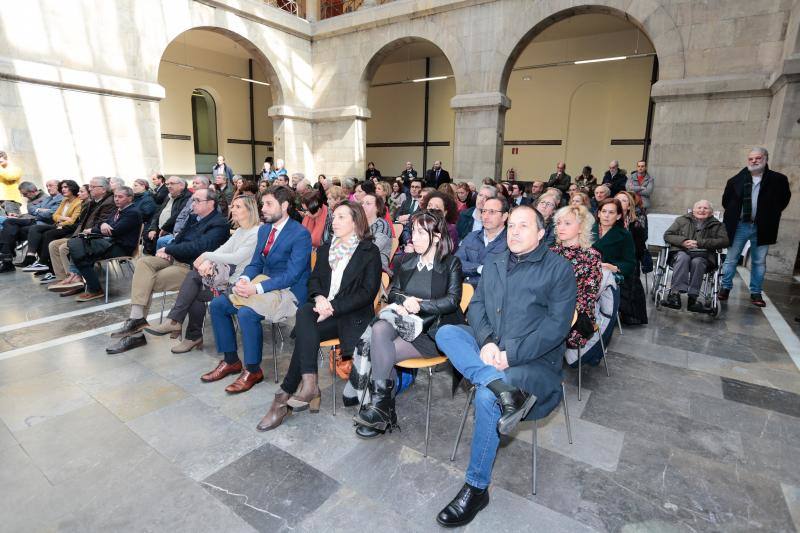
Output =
[
  {"x1": 328, "y1": 233, "x2": 359, "y2": 270},
  {"x1": 741, "y1": 173, "x2": 753, "y2": 222}
]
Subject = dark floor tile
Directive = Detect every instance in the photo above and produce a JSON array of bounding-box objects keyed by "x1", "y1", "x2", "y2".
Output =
[
  {"x1": 202, "y1": 442, "x2": 340, "y2": 532},
  {"x1": 721, "y1": 377, "x2": 800, "y2": 418}
]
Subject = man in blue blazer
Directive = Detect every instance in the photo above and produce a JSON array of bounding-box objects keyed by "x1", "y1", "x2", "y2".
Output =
[{"x1": 203, "y1": 185, "x2": 312, "y2": 394}]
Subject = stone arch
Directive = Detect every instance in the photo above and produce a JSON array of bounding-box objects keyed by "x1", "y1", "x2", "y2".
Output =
[
  {"x1": 358, "y1": 35, "x2": 462, "y2": 109},
  {"x1": 497, "y1": 2, "x2": 686, "y2": 95},
  {"x1": 157, "y1": 26, "x2": 285, "y2": 106}
]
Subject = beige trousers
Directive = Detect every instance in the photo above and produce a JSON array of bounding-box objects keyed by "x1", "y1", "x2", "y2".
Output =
[
  {"x1": 49, "y1": 237, "x2": 72, "y2": 280},
  {"x1": 130, "y1": 255, "x2": 190, "y2": 314}
]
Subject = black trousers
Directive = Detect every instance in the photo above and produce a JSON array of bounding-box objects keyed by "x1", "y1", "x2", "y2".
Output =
[
  {"x1": 74, "y1": 244, "x2": 130, "y2": 293},
  {"x1": 280, "y1": 302, "x2": 340, "y2": 394},
  {"x1": 0, "y1": 218, "x2": 34, "y2": 257},
  {"x1": 25, "y1": 223, "x2": 55, "y2": 257},
  {"x1": 168, "y1": 270, "x2": 211, "y2": 341},
  {"x1": 39, "y1": 226, "x2": 74, "y2": 268}
]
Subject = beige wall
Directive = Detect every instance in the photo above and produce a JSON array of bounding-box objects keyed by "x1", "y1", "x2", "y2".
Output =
[
  {"x1": 158, "y1": 35, "x2": 273, "y2": 177},
  {"x1": 503, "y1": 28, "x2": 655, "y2": 181},
  {"x1": 366, "y1": 55, "x2": 455, "y2": 177}
]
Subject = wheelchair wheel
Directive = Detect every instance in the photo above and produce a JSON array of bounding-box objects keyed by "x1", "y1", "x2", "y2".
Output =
[{"x1": 710, "y1": 297, "x2": 720, "y2": 317}]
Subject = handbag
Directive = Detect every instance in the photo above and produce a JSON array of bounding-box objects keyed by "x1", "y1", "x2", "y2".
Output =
[
  {"x1": 67, "y1": 234, "x2": 113, "y2": 263},
  {"x1": 571, "y1": 311, "x2": 595, "y2": 338}
]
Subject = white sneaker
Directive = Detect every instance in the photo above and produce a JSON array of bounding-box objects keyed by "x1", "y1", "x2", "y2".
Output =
[
  {"x1": 24, "y1": 262, "x2": 50, "y2": 272},
  {"x1": 39, "y1": 273, "x2": 57, "y2": 284}
]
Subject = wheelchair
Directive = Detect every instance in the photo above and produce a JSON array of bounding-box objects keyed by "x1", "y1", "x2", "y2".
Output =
[{"x1": 651, "y1": 247, "x2": 722, "y2": 317}]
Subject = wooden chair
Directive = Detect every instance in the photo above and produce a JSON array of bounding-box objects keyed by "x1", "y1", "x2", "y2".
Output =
[
  {"x1": 392, "y1": 223, "x2": 404, "y2": 238},
  {"x1": 99, "y1": 224, "x2": 143, "y2": 304},
  {"x1": 393, "y1": 283, "x2": 474, "y2": 456}
]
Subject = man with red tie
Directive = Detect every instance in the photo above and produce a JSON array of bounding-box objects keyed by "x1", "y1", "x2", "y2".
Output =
[{"x1": 202, "y1": 186, "x2": 312, "y2": 394}]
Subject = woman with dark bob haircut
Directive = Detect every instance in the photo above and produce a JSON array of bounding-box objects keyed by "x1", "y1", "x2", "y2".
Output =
[
  {"x1": 354, "y1": 209, "x2": 464, "y2": 439},
  {"x1": 23, "y1": 179, "x2": 83, "y2": 282},
  {"x1": 256, "y1": 201, "x2": 383, "y2": 431}
]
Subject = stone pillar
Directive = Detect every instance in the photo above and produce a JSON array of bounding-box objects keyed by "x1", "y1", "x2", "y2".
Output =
[
  {"x1": 450, "y1": 92, "x2": 510, "y2": 182},
  {"x1": 268, "y1": 105, "x2": 315, "y2": 180},
  {"x1": 305, "y1": 0, "x2": 319, "y2": 22},
  {"x1": 763, "y1": 55, "x2": 800, "y2": 277},
  {"x1": 312, "y1": 106, "x2": 370, "y2": 178}
]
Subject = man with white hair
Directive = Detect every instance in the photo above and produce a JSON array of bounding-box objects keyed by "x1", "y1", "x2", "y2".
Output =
[
  {"x1": 601, "y1": 160, "x2": 627, "y2": 196},
  {"x1": 662, "y1": 200, "x2": 729, "y2": 312},
  {"x1": 719, "y1": 147, "x2": 790, "y2": 307},
  {"x1": 270, "y1": 159, "x2": 288, "y2": 182}
]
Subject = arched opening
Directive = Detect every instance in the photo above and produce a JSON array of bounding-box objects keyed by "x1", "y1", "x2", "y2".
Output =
[
  {"x1": 363, "y1": 39, "x2": 457, "y2": 180},
  {"x1": 158, "y1": 28, "x2": 281, "y2": 178},
  {"x1": 191, "y1": 89, "x2": 219, "y2": 172},
  {"x1": 501, "y1": 11, "x2": 657, "y2": 184}
]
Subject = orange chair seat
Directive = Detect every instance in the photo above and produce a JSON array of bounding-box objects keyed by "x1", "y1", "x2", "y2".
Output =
[
  {"x1": 396, "y1": 355, "x2": 447, "y2": 369},
  {"x1": 320, "y1": 338, "x2": 340, "y2": 348}
]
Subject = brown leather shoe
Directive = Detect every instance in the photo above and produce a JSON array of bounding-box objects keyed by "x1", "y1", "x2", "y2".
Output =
[
  {"x1": 225, "y1": 369, "x2": 264, "y2": 394},
  {"x1": 201, "y1": 360, "x2": 242, "y2": 383},
  {"x1": 76, "y1": 291, "x2": 104, "y2": 302},
  {"x1": 256, "y1": 390, "x2": 292, "y2": 431},
  {"x1": 60, "y1": 287, "x2": 84, "y2": 297},
  {"x1": 286, "y1": 373, "x2": 321, "y2": 412}
]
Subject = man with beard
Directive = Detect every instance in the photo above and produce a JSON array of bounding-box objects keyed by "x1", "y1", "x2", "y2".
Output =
[{"x1": 718, "y1": 147, "x2": 790, "y2": 307}]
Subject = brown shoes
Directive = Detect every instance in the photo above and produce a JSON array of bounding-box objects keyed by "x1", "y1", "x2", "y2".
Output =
[
  {"x1": 75, "y1": 290, "x2": 104, "y2": 302},
  {"x1": 256, "y1": 390, "x2": 292, "y2": 431},
  {"x1": 144, "y1": 319, "x2": 183, "y2": 338},
  {"x1": 225, "y1": 370, "x2": 264, "y2": 394},
  {"x1": 171, "y1": 338, "x2": 203, "y2": 354},
  {"x1": 286, "y1": 373, "x2": 321, "y2": 412},
  {"x1": 201, "y1": 360, "x2": 242, "y2": 383}
]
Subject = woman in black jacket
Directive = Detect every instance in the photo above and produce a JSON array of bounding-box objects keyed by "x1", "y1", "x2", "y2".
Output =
[
  {"x1": 257, "y1": 201, "x2": 382, "y2": 432},
  {"x1": 354, "y1": 209, "x2": 464, "y2": 439}
]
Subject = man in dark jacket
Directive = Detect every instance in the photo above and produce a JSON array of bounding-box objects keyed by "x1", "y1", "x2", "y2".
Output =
[
  {"x1": 107, "y1": 187, "x2": 230, "y2": 353},
  {"x1": 601, "y1": 160, "x2": 627, "y2": 196},
  {"x1": 719, "y1": 147, "x2": 791, "y2": 306},
  {"x1": 424, "y1": 160, "x2": 451, "y2": 189},
  {"x1": 455, "y1": 196, "x2": 508, "y2": 286},
  {"x1": 456, "y1": 185, "x2": 497, "y2": 240},
  {"x1": 434, "y1": 205, "x2": 576, "y2": 527},
  {"x1": 144, "y1": 177, "x2": 190, "y2": 255},
  {"x1": 71, "y1": 186, "x2": 142, "y2": 302},
  {"x1": 546, "y1": 161, "x2": 571, "y2": 196},
  {"x1": 151, "y1": 173, "x2": 168, "y2": 205},
  {"x1": 662, "y1": 200, "x2": 729, "y2": 312}
]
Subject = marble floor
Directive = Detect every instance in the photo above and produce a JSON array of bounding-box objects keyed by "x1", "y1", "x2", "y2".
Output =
[{"x1": 1, "y1": 265, "x2": 799, "y2": 532}]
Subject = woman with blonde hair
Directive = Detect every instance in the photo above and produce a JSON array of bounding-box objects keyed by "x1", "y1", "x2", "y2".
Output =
[
  {"x1": 551, "y1": 205, "x2": 603, "y2": 348},
  {"x1": 144, "y1": 194, "x2": 261, "y2": 353},
  {"x1": 570, "y1": 191, "x2": 592, "y2": 209}
]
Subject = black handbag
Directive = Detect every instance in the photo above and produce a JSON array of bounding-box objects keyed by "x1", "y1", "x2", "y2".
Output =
[{"x1": 67, "y1": 234, "x2": 113, "y2": 263}]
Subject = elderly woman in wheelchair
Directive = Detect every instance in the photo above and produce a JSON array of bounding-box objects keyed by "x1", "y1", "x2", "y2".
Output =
[{"x1": 661, "y1": 200, "x2": 729, "y2": 313}]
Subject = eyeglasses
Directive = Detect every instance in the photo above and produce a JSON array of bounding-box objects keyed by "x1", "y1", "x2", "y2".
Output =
[
  {"x1": 537, "y1": 201, "x2": 556, "y2": 208},
  {"x1": 479, "y1": 208, "x2": 504, "y2": 215},
  {"x1": 192, "y1": 197, "x2": 212, "y2": 203},
  {"x1": 90, "y1": 185, "x2": 105, "y2": 189},
  {"x1": 166, "y1": 181, "x2": 182, "y2": 186}
]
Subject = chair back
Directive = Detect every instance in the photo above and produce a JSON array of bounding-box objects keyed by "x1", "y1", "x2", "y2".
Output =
[
  {"x1": 392, "y1": 223, "x2": 404, "y2": 237},
  {"x1": 460, "y1": 283, "x2": 474, "y2": 312},
  {"x1": 571, "y1": 309, "x2": 578, "y2": 327},
  {"x1": 389, "y1": 237, "x2": 399, "y2": 262},
  {"x1": 310, "y1": 250, "x2": 317, "y2": 270}
]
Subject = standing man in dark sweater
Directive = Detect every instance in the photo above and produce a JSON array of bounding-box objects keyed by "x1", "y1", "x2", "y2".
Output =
[
  {"x1": 718, "y1": 147, "x2": 791, "y2": 307},
  {"x1": 547, "y1": 161, "x2": 571, "y2": 197}
]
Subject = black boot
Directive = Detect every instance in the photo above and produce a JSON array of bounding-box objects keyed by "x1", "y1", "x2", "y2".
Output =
[
  {"x1": 662, "y1": 291, "x2": 681, "y2": 310},
  {"x1": 14, "y1": 255, "x2": 36, "y2": 268},
  {"x1": 353, "y1": 379, "x2": 398, "y2": 439},
  {"x1": 487, "y1": 379, "x2": 537, "y2": 435},
  {"x1": 687, "y1": 294, "x2": 706, "y2": 313},
  {"x1": 0, "y1": 261, "x2": 15, "y2": 273},
  {"x1": 436, "y1": 483, "x2": 490, "y2": 527}
]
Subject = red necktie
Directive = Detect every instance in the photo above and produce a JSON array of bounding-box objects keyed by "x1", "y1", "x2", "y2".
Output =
[{"x1": 262, "y1": 227, "x2": 277, "y2": 256}]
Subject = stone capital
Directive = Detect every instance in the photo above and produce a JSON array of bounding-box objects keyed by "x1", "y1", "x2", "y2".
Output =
[
  {"x1": 768, "y1": 55, "x2": 800, "y2": 93},
  {"x1": 268, "y1": 105, "x2": 314, "y2": 121},
  {"x1": 650, "y1": 75, "x2": 771, "y2": 102},
  {"x1": 450, "y1": 92, "x2": 511, "y2": 111},
  {"x1": 268, "y1": 104, "x2": 371, "y2": 122}
]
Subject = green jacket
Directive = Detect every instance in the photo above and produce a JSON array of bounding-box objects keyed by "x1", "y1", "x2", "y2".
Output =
[
  {"x1": 592, "y1": 224, "x2": 636, "y2": 278},
  {"x1": 663, "y1": 214, "x2": 729, "y2": 266}
]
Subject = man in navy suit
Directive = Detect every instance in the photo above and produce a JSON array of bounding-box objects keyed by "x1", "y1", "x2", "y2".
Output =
[
  {"x1": 203, "y1": 185, "x2": 312, "y2": 394},
  {"x1": 72, "y1": 186, "x2": 142, "y2": 302}
]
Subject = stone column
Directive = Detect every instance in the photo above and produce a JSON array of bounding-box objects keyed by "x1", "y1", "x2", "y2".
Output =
[
  {"x1": 450, "y1": 92, "x2": 511, "y2": 182},
  {"x1": 305, "y1": 0, "x2": 319, "y2": 22},
  {"x1": 268, "y1": 105, "x2": 315, "y2": 180},
  {"x1": 763, "y1": 55, "x2": 800, "y2": 277},
  {"x1": 312, "y1": 106, "x2": 370, "y2": 178}
]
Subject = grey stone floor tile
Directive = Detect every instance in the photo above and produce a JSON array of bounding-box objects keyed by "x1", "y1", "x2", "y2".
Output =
[
  {"x1": 126, "y1": 396, "x2": 266, "y2": 481},
  {"x1": 781, "y1": 483, "x2": 800, "y2": 533},
  {"x1": 738, "y1": 432, "x2": 800, "y2": 487},
  {"x1": 14, "y1": 402, "x2": 147, "y2": 485},
  {"x1": 0, "y1": 443, "x2": 55, "y2": 531},
  {"x1": 689, "y1": 393, "x2": 800, "y2": 446},
  {"x1": 296, "y1": 486, "x2": 426, "y2": 533},
  {"x1": 201, "y1": 442, "x2": 340, "y2": 531},
  {"x1": 0, "y1": 418, "x2": 17, "y2": 451},
  {"x1": 0, "y1": 371, "x2": 94, "y2": 432},
  {"x1": 721, "y1": 377, "x2": 800, "y2": 418},
  {"x1": 0, "y1": 351, "x2": 54, "y2": 387}
]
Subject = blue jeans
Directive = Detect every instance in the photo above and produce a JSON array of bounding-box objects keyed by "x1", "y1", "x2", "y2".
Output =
[
  {"x1": 436, "y1": 325, "x2": 508, "y2": 489},
  {"x1": 156, "y1": 234, "x2": 174, "y2": 250},
  {"x1": 721, "y1": 222, "x2": 769, "y2": 294},
  {"x1": 209, "y1": 294, "x2": 265, "y2": 366}
]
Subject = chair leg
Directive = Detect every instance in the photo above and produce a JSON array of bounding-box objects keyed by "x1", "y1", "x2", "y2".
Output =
[
  {"x1": 159, "y1": 290, "x2": 167, "y2": 323},
  {"x1": 562, "y1": 383, "x2": 573, "y2": 445},
  {"x1": 532, "y1": 419, "x2": 538, "y2": 495},
  {"x1": 104, "y1": 262, "x2": 110, "y2": 304},
  {"x1": 450, "y1": 386, "x2": 474, "y2": 461},
  {"x1": 271, "y1": 323, "x2": 279, "y2": 384},
  {"x1": 616, "y1": 314, "x2": 623, "y2": 335},
  {"x1": 424, "y1": 367, "x2": 433, "y2": 458},
  {"x1": 330, "y1": 346, "x2": 336, "y2": 416},
  {"x1": 602, "y1": 346, "x2": 610, "y2": 377},
  {"x1": 577, "y1": 344, "x2": 582, "y2": 402}
]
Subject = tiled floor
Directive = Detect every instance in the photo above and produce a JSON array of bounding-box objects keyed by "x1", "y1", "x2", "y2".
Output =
[{"x1": 1, "y1": 267, "x2": 799, "y2": 532}]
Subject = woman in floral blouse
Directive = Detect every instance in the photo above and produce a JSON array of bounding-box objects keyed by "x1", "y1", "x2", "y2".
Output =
[{"x1": 551, "y1": 205, "x2": 603, "y2": 348}]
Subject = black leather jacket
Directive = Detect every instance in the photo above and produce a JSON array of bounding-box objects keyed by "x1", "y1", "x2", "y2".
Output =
[{"x1": 389, "y1": 253, "x2": 464, "y2": 335}]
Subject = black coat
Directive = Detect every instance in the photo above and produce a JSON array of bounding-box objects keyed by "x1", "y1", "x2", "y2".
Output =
[
  {"x1": 307, "y1": 240, "x2": 382, "y2": 356},
  {"x1": 150, "y1": 188, "x2": 190, "y2": 232},
  {"x1": 424, "y1": 168, "x2": 451, "y2": 189},
  {"x1": 394, "y1": 196, "x2": 421, "y2": 221},
  {"x1": 153, "y1": 184, "x2": 169, "y2": 206},
  {"x1": 722, "y1": 165, "x2": 791, "y2": 246},
  {"x1": 388, "y1": 253, "x2": 464, "y2": 338},
  {"x1": 72, "y1": 193, "x2": 116, "y2": 237},
  {"x1": 91, "y1": 205, "x2": 142, "y2": 254},
  {"x1": 164, "y1": 210, "x2": 230, "y2": 264},
  {"x1": 602, "y1": 171, "x2": 628, "y2": 196}
]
